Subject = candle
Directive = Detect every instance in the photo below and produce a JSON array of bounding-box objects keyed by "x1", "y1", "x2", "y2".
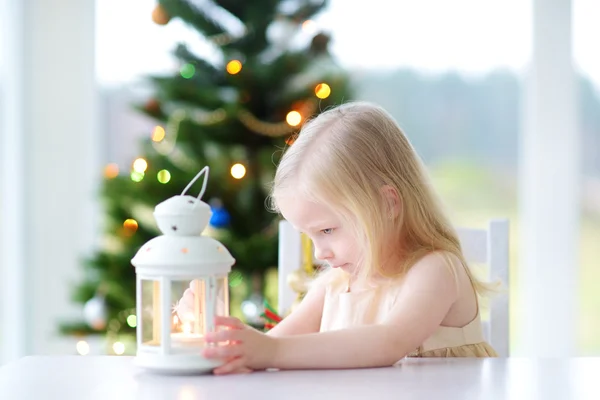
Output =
[
  {"x1": 170, "y1": 321, "x2": 203, "y2": 347},
  {"x1": 170, "y1": 332, "x2": 203, "y2": 346}
]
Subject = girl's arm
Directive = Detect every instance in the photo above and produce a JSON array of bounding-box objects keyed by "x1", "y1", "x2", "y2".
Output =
[
  {"x1": 270, "y1": 253, "x2": 459, "y2": 369},
  {"x1": 266, "y1": 282, "x2": 326, "y2": 337}
]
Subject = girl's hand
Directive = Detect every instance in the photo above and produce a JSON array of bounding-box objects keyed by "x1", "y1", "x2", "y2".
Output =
[
  {"x1": 203, "y1": 316, "x2": 278, "y2": 375},
  {"x1": 215, "y1": 358, "x2": 253, "y2": 375},
  {"x1": 175, "y1": 280, "x2": 226, "y2": 324}
]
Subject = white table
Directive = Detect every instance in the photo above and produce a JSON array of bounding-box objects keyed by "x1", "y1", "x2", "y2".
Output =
[{"x1": 1, "y1": 356, "x2": 599, "y2": 399}]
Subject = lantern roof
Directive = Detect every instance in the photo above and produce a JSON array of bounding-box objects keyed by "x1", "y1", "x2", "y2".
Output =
[
  {"x1": 131, "y1": 234, "x2": 235, "y2": 275},
  {"x1": 130, "y1": 166, "x2": 236, "y2": 275}
]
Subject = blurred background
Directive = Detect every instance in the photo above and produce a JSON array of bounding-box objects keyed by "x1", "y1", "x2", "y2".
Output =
[{"x1": 1, "y1": 0, "x2": 598, "y2": 363}]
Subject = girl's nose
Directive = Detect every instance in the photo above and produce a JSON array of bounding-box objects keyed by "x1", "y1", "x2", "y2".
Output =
[{"x1": 314, "y1": 244, "x2": 333, "y2": 261}]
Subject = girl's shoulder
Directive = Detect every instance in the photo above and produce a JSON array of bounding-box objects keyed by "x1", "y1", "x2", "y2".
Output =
[
  {"x1": 385, "y1": 250, "x2": 466, "y2": 298},
  {"x1": 407, "y1": 250, "x2": 465, "y2": 280}
]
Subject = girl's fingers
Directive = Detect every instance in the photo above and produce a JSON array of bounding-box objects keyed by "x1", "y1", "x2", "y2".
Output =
[
  {"x1": 212, "y1": 358, "x2": 250, "y2": 375},
  {"x1": 213, "y1": 316, "x2": 246, "y2": 329},
  {"x1": 203, "y1": 343, "x2": 244, "y2": 359},
  {"x1": 205, "y1": 328, "x2": 244, "y2": 343}
]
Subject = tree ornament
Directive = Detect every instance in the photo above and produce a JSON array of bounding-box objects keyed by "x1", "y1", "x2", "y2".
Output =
[
  {"x1": 241, "y1": 292, "x2": 264, "y2": 326},
  {"x1": 208, "y1": 198, "x2": 230, "y2": 228},
  {"x1": 241, "y1": 273, "x2": 265, "y2": 327},
  {"x1": 144, "y1": 98, "x2": 161, "y2": 114},
  {"x1": 287, "y1": 268, "x2": 312, "y2": 296},
  {"x1": 151, "y1": 4, "x2": 171, "y2": 25},
  {"x1": 261, "y1": 300, "x2": 283, "y2": 331},
  {"x1": 83, "y1": 292, "x2": 108, "y2": 330},
  {"x1": 310, "y1": 32, "x2": 331, "y2": 55},
  {"x1": 287, "y1": 233, "x2": 317, "y2": 312},
  {"x1": 103, "y1": 163, "x2": 119, "y2": 179}
]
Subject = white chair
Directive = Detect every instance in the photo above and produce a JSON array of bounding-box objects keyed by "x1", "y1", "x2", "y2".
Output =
[
  {"x1": 455, "y1": 219, "x2": 510, "y2": 357},
  {"x1": 277, "y1": 218, "x2": 510, "y2": 357}
]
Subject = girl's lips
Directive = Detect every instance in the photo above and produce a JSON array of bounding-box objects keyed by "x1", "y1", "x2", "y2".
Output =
[{"x1": 332, "y1": 263, "x2": 349, "y2": 269}]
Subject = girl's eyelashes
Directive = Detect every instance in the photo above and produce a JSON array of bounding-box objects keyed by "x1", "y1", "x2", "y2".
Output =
[{"x1": 299, "y1": 227, "x2": 336, "y2": 236}]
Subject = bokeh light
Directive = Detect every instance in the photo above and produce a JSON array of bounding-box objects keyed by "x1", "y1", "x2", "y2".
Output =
[
  {"x1": 286, "y1": 111, "x2": 302, "y2": 126},
  {"x1": 230, "y1": 163, "x2": 246, "y2": 179},
  {"x1": 226, "y1": 60, "x2": 242, "y2": 75}
]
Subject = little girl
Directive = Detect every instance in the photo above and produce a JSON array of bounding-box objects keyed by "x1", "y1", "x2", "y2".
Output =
[{"x1": 202, "y1": 101, "x2": 498, "y2": 374}]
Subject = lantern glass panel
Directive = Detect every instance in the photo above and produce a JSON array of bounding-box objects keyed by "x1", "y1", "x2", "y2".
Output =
[
  {"x1": 141, "y1": 279, "x2": 161, "y2": 346},
  {"x1": 171, "y1": 276, "x2": 230, "y2": 347},
  {"x1": 217, "y1": 276, "x2": 229, "y2": 318},
  {"x1": 171, "y1": 279, "x2": 205, "y2": 347}
]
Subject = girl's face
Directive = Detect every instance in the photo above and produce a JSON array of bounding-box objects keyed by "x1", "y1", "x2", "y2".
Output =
[{"x1": 277, "y1": 195, "x2": 363, "y2": 275}]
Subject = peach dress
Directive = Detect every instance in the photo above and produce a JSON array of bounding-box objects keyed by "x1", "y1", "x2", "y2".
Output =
[{"x1": 319, "y1": 278, "x2": 497, "y2": 358}]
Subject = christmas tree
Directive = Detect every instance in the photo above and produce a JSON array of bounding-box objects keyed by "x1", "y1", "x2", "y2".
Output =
[{"x1": 59, "y1": 0, "x2": 353, "y2": 345}]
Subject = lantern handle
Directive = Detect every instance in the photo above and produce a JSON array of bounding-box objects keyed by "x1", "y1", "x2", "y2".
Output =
[{"x1": 181, "y1": 166, "x2": 209, "y2": 201}]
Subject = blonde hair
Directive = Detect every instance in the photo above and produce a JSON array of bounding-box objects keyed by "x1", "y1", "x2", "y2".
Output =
[{"x1": 268, "y1": 101, "x2": 493, "y2": 295}]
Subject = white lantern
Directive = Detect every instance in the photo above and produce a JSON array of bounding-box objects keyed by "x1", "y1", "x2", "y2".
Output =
[{"x1": 131, "y1": 166, "x2": 235, "y2": 374}]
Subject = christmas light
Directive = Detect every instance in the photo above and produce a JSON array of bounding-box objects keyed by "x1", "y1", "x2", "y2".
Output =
[
  {"x1": 131, "y1": 171, "x2": 144, "y2": 182},
  {"x1": 124, "y1": 218, "x2": 139, "y2": 234},
  {"x1": 152, "y1": 110, "x2": 185, "y2": 156},
  {"x1": 127, "y1": 314, "x2": 137, "y2": 328},
  {"x1": 112, "y1": 341, "x2": 125, "y2": 355},
  {"x1": 226, "y1": 60, "x2": 242, "y2": 75},
  {"x1": 104, "y1": 163, "x2": 119, "y2": 179},
  {"x1": 180, "y1": 63, "x2": 195, "y2": 79},
  {"x1": 157, "y1": 169, "x2": 171, "y2": 184},
  {"x1": 76, "y1": 340, "x2": 90, "y2": 356},
  {"x1": 229, "y1": 270, "x2": 244, "y2": 287},
  {"x1": 104, "y1": 308, "x2": 136, "y2": 354},
  {"x1": 302, "y1": 20, "x2": 317, "y2": 34},
  {"x1": 286, "y1": 111, "x2": 302, "y2": 126},
  {"x1": 230, "y1": 163, "x2": 246, "y2": 179},
  {"x1": 315, "y1": 83, "x2": 331, "y2": 99},
  {"x1": 152, "y1": 126, "x2": 165, "y2": 142},
  {"x1": 133, "y1": 158, "x2": 148, "y2": 173}
]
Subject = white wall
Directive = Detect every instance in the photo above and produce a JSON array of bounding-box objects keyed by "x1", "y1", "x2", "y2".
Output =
[
  {"x1": 0, "y1": 0, "x2": 29, "y2": 362},
  {"x1": 0, "y1": 0, "x2": 99, "y2": 363}
]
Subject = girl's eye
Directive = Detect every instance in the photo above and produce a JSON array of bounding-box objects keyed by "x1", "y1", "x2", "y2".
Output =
[{"x1": 321, "y1": 228, "x2": 334, "y2": 234}]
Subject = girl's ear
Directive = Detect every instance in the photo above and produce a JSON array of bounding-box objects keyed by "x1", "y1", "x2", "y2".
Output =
[{"x1": 380, "y1": 185, "x2": 402, "y2": 219}]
